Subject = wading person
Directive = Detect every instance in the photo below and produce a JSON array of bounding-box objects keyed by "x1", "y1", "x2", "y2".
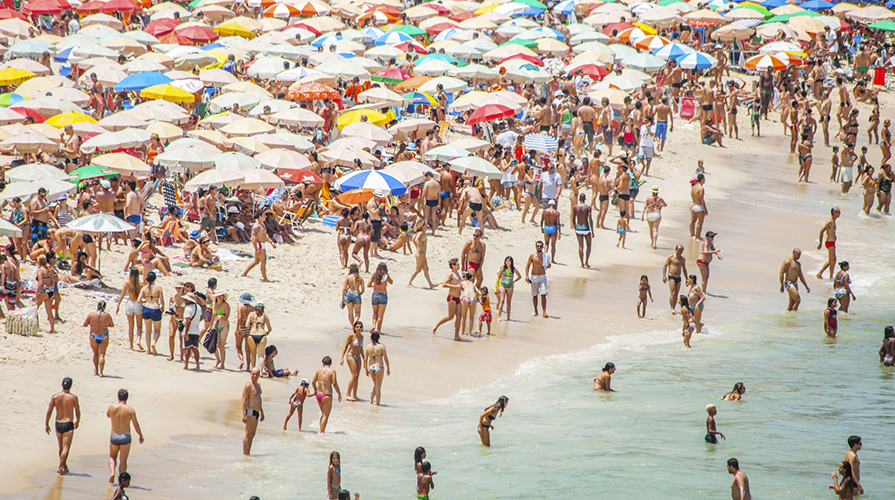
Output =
[
  {"x1": 242, "y1": 367, "x2": 264, "y2": 456},
  {"x1": 780, "y1": 249, "x2": 811, "y2": 311},
  {"x1": 107, "y1": 389, "x2": 144, "y2": 483},
  {"x1": 310, "y1": 356, "x2": 342, "y2": 433},
  {"x1": 45, "y1": 377, "x2": 80, "y2": 475},
  {"x1": 477, "y1": 396, "x2": 509, "y2": 447}
]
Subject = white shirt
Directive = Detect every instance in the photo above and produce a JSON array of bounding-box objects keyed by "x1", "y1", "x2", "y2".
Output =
[
  {"x1": 184, "y1": 303, "x2": 202, "y2": 335},
  {"x1": 68, "y1": 19, "x2": 80, "y2": 35},
  {"x1": 639, "y1": 124, "x2": 655, "y2": 148},
  {"x1": 496, "y1": 130, "x2": 518, "y2": 148},
  {"x1": 539, "y1": 171, "x2": 561, "y2": 199}
]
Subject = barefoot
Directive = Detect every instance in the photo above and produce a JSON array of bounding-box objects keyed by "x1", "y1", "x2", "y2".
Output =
[
  {"x1": 109, "y1": 474, "x2": 115, "y2": 483},
  {"x1": 239, "y1": 360, "x2": 244, "y2": 369},
  {"x1": 151, "y1": 346, "x2": 158, "y2": 355},
  {"x1": 542, "y1": 313, "x2": 548, "y2": 318}
]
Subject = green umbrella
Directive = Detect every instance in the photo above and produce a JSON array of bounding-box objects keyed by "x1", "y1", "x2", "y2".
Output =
[
  {"x1": 394, "y1": 25, "x2": 427, "y2": 37},
  {"x1": 414, "y1": 53, "x2": 464, "y2": 66},
  {"x1": 0, "y1": 93, "x2": 29, "y2": 107},
  {"x1": 763, "y1": 11, "x2": 820, "y2": 24},
  {"x1": 510, "y1": 0, "x2": 548, "y2": 10},
  {"x1": 68, "y1": 165, "x2": 120, "y2": 186},
  {"x1": 501, "y1": 38, "x2": 538, "y2": 49},
  {"x1": 657, "y1": 0, "x2": 687, "y2": 5},
  {"x1": 869, "y1": 20, "x2": 895, "y2": 32},
  {"x1": 188, "y1": 0, "x2": 201, "y2": 7},
  {"x1": 739, "y1": 4, "x2": 771, "y2": 18}
]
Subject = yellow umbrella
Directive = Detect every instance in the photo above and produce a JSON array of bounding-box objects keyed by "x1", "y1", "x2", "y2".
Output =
[
  {"x1": 633, "y1": 23, "x2": 658, "y2": 34},
  {"x1": 214, "y1": 22, "x2": 256, "y2": 39},
  {"x1": 337, "y1": 109, "x2": 388, "y2": 129},
  {"x1": 46, "y1": 111, "x2": 97, "y2": 129},
  {"x1": 0, "y1": 68, "x2": 35, "y2": 86},
  {"x1": 141, "y1": 84, "x2": 195, "y2": 103},
  {"x1": 474, "y1": 3, "x2": 499, "y2": 15},
  {"x1": 831, "y1": 3, "x2": 861, "y2": 14}
]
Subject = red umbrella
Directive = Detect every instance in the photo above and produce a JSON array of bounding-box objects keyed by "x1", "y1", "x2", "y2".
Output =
[
  {"x1": 425, "y1": 21, "x2": 460, "y2": 35},
  {"x1": 10, "y1": 107, "x2": 46, "y2": 123},
  {"x1": 467, "y1": 104, "x2": 514, "y2": 125},
  {"x1": 277, "y1": 169, "x2": 324, "y2": 184},
  {"x1": 283, "y1": 22, "x2": 321, "y2": 36},
  {"x1": 498, "y1": 54, "x2": 544, "y2": 67},
  {"x1": 420, "y1": 2, "x2": 450, "y2": 14},
  {"x1": 373, "y1": 68, "x2": 411, "y2": 81},
  {"x1": 0, "y1": 7, "x2": 28, "y2": 20},
  {"x1": 157, "y1": 31, "x2": 193, "y2": 45},
  {"x1": 395, "y1": 40, "x2": 428, "y2": 54},
  {"x1": 602, "y1": 22, "x2": 634, "y2": 36},
  {"x1": 22, "y1": 0, "x2": 71, "y2": 15},
  {"x1": 145, "y1": 18, "x2": 181, "y2": 36},
  {"x1": 286, "y1": 82, "x2": 341, "y2": 101},
  {"x1": 450, "y1": 12, "x2": 476, "y2": 21},
  {"x1": 100, "y1": 0, "x2": 141, "y2": 13},
  {"x1": 76, "y1": 0, "x2": 107, "y2": 14},
  {"x1": 571, "y1": 64, "x2": 610, "y2": 80},
  {"x1": 175, "y1": 25, "x2": 219, "y2": 43}
]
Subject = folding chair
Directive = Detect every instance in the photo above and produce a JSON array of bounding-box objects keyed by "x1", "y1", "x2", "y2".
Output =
[
  {"x1": 255, "y1": 188, "x2": 285, "y2": 216},
  {"x1": 278, "y1": 200, "x2": 316, "y2": 232}
]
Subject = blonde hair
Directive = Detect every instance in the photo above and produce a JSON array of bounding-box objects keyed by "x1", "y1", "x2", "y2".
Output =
[{"x1": 706, "y1": 404, "x2": 716, "y2": 413}]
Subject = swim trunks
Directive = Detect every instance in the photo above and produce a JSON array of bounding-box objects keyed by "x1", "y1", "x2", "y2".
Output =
[{"x1": 110, "y1": 433, "x2": 132, "y2": 446}]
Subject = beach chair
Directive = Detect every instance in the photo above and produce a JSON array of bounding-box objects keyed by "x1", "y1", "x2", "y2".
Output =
[
  {"x1": 140, "y1": 178, "x2": 162, "y2": 207},
  {"x1": 254, "y1": 188, "x2": 285, "y2": 216},
  {"x1": 279, "y1": 200, "x2": 316, "y2": 232}
]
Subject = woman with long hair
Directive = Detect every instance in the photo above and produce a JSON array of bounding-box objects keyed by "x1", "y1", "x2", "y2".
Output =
[
  {"x1": 84, "y1": 301, "x2": 113, "y2": 377},
  {"x1": 35, "y1": 254, "x2": 57, "y2": 333},
  {"x1": 494, "y1": 256, "x2": 521, "y2": 321},
  {"x1": 367, "y1": 262, "x2": 393, "y2": 334},
  {"x1": 880, "y1": 119, "x2": 891, "y2": 164},
  {"x1": 722, "y1": 382, "x2": 746, "y2": 401},
  {"x1": 340, "y1": 321, "x2": 364, "y2": 402},
  {"x1": 829, "y1": 461, "x2": 860, "y2": 499},
  {"x1": 341, "y1": 263, "x2": 364, "y2": 326},
  {"x1": 680, "y1": 295, "x2": 694, "y2": 348},
  {"x1": 867, "y1": 97, "x2": 880, "y2": 144},
  {"x1": 520, "y1": 165, "x2": 540, "y2": 224},
  {"x1": 327, "y1": 451, "x2": 341, "y2": 500},
  {"x1": 116, "y1": 268, "x2": 143, "y2": 350},
  {"x1": 876, "y1": 164, "x2": 892, "y2": 215},
  {"x1": 477, "y1": 396, "x2": 509, "y2": 447},
  {"x1": 686, "y1": 274, "x2": 706, "y2": 334},
  {"x1": 860, "y1": 165, "x2": 877, "y2": 215},
  {"x1": 408, "y1": 220, "x2": 435, "y2": 288},
  {"x1": 211, "y1": 291, "x2": 231, "y2": 370},
  {"x1": 364, "y1": 331, "x2": 390, "y2": 406},
  {"x1": 335, "y1": 208, "x2": 352, "y2": 269},
  {"x1": 245, "y1": 302, "x2": 271, "y2": 371}
]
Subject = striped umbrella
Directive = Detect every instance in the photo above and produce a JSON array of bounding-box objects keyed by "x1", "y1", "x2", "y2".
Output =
[
  {"x1": 633, "y1": 35, "x2": 670, "y2": 51},
  {"x1": 263, "y1": 3, "x2": 300, "y2": 18},
  {"x1": 335, "y1": 170, "x2": 407, "y2": 196},
  {"x1": 375, "y1": 31, "x2": 413, "y2": 46},
  {"x1": 676, "y1": 51, "x2": 718, "y2": 70},
  {"x1": 523, "y1": 133, "x2": 558, "y2": 152},
  {"x1": 311, "y1": 34, "x2": 341, "y2": 48},
  {"x1": 651, "y1": 42, "x2": 694, "y2": 60},
  {"x1": 744, "y1": 53, "x2": 789, "y2": 71}
]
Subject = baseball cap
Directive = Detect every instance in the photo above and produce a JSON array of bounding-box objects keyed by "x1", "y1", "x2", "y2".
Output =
[
  {"x1": 100, "y1": 180, "x2": 111, "y2": 189},
  {"x1": 548, "y1": 199, "x2": 556, "y2": 206},
  {"x1": 228, "y1": 206, "x2": 239, "y2": 213},
  {"x1": 705, "y1": 231, "x2": 718, "y2": 238}
]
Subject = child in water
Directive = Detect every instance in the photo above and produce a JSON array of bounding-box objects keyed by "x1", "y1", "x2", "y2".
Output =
[
  {"x1": 284, "y1": 378, "x2": 310, "y2": 431},
  {"x1": 417, "y1": 461, "x2": 435, "y2": 500},
  {"x1": 824, "y1": 298, "x2": 838, "y2": 338},
  {"x1": 477, "y1": 286, "x2": 492, "y2": 336},
  {"x1": 616, "y1": 210, "x2": 628, "y2": 248},
  {"x1": 680, "y1": 296, "x2": 694, "y2": 348},
  {"x1": 705, "y1": 404, "x2": 725, "y2": 444},
  {"x1": 636, "y1": 275, "x2": 653, "y2": 318},
  {"x1": 830, "y1": 146, "x2": 840, "y2": 183}
]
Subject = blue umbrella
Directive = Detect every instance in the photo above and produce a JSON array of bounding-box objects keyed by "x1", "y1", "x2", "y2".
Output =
[
  {"x1": 523, "y1": 133, "x2": 558, "y2": 152},
  {"x1": 335, "y1": 170, "x2": 407, "y2": 196},
  {"x1": 54, "y1": 46, "x2": 75, "y2": 63},
  {"x1": 374, "y1": 31, "x2": 413, "y2": 46},
  {"x1": 521, "y1": 8, "x2": 545, "y2": 16},
  {"x1": 798, "y1": 0, "x2": 834, "y2": 11},
  {"x1": 732, "y1": 19, "x2": 762, "y2": 27},
  {"x1": 414, "y1": 53, "x2": 463, "y2": 66},
  {"x1": 676, "y1": 51, "x2": 718, "y2": 70},
  {"x1": 311, "y1": 34, "x2": 342, "y2": 48},
  {"x1": 758, "y1": 0, "x2": 788, "y2": 8},
  {"x1": 527, "y1": 26, "x2": 565, "y2": 41},
  {"x1": 554, "y1": 0, "x2": 582, "y2": 15},
  {"x1": 652, "y1": 42, "x2": 695, "y2": 61},
  {"x1": 113, "y1": 72, "x2": 173, "y2": 92},
  {"x1": 361, "y1": 27, "x2": 386, "y2": 39},
  {"x1": 201, "y1": 43, "x2": 225, "y2": 51}
]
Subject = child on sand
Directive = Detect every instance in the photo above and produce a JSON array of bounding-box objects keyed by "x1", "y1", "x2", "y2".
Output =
[
  {"x1": 680, "y1": 296, "x2": 694, "y2": 348},
  {"x1": 284, "y1": 379, "x2": 310, "y2": 431},
  {"x1": 417, "y1": 461, "x2": 435, "y2": 500},
  {"x1": 830, "y1": 146, "x2": 840, "y2": 183},
  {"x1": 111, "y1": 472, "x2": 130, "y2": 500},
  {"x1": 477, "y1": 287, "x2": 492, "y2": 336},
  {"x1": 824, "y1": 298, "x2": 838, "y2": 338},
  {"x1": 705, "y1": 404, "x2": 725, "y2": 444},
  {"x1": 459, "y1": 272, "x2": 480, "y2": 336},
  {"x1": 616, "y1": 210, "x2": 628, "y2": 248},
  {"x1": 263, "y1": 345, "x2": 298, "y2": 378},
  {"x1": 637, "y1": 275, "x2": 653, "y2": 318}
]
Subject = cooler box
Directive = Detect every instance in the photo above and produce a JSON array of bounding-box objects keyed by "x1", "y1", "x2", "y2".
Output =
[{"x1": 680, "y1": 97, "x2": 697, "y2": 120}]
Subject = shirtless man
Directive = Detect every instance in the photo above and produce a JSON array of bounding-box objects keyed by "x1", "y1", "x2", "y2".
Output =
[
  {"x1": 655, "y1": 96, "x2": 673, "y2": 151},
  {"x1": 540, "y1": 200, "x2": 561, "y2": 263},
  {"x1": 200, "y1": 187, "x2": 218, "y2": 244},
  {"x1": 816, "y1": 207, "x2": 839, "y2": 280},
  {"x1": 29, "y1": 188, "x2": 51, "y2": 249},
  {"x1": 242, "y1": 367, "x2": 264, "y2": 455},
  {"x1": 525, "y1": 240, "x2": 551, "y2": 318},
  {"x1": 457, "y1": 180, "x2": 484, "y2": 235},
  {"x1": 844, "y1": 436, "x2": 863, "y2": 494},
  {"x1": 461, "y1": 229, "x2": 486, "y2": 288},
  {"x1": 689, "y1": 174, "x2": 708, "y2": 239},
  {"x1": 596, "y1": 167, "x2": 612, "y2": 229},
  {"x1": 780, "y1": 248, "x2": 810, "y2": 312},
  {"x1": 123, "y1": 180, "x2": 143, "y2": 239},
  {"x1": 433, "y1": 258, "x2": 463, "y2": 340},
  {"x1": 818, "y1": 91, "x2": 833, "y2": 147},
  {"x1": 599, "y1": 97, "x2": 614, "y2": 156},
  {"x1": 242, "y1": 212, "x2": 276, "y2": 282},
  {"x1": 62, "y1": 125, "x2": 81, "y2": 173},
  {"x1": 309, "y1": 356, "x2": 341, "y2": 434},
  {"x1": 615, "y1": 164, "x2": 632, "y2": 220},
  {"x1": 668, "y1": 60, "x2": 682, "y2": 112},
  {"x1": 95, "y1": 181, "x2": 115, "y2": 249},
  {"x1": 535, "y1": 96, "x2": 552, "y2": 134},
  {"x1": 367, "y1": 191, "x2": 383, "y2": 258},
  {"x1": 572, "y1": 193, "x2": 594, "y2": 268},
  {"x1": 45, "y1": 377, "x2": 80, "y2": 475},
  {"x1": 578, "y1": 97, "x2": 596, "y2": 151},
  {"x1": 107, "y1": 389, "x2": 144, "y2": 484},
  {"x1": 438, "y1": 165, "x2": 454, "y2": 225},
  {"x1": 421, "y1": 171, "x2": 440, "y2": 233},
  {"x1": 759, "y1": 67, "x2": 774, "y2": 119},
  {"x1": 727, "y1": 458, "x2": 752, "y2": 500},
  {"x1": 853, "y1": 47, "x2": 871, "y2": 78},
  {"x1": 662, "y1": 245, "x2": 688, "y2": 314},
  {"x1": 236, "y1": 293, "x2": 255, "y2": 370}
]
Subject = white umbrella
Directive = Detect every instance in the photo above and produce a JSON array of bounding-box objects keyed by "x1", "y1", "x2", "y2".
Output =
[
  {"x1": 449, "y1": 156, "x2": 502, "y2": 179},
  {"x1": 5, "y1": 163, "x2": 69, "y2": 183},
  {"x1": 382, "y1": 161, "x2": 435, "y2": 186},
  {"x1": 342, "y1": 122, "x2": 393, "y2": 146},
  {"x1": 213, "y1": 151, "x2": 262, "y2": 172},
  {"x1": 240, "y1": 168, "x2": 285, "y2": 191},
  {"x1": 0, "y1": 218, "x2": 21, "y2": 237},
  {"x1": 156, "y1": 148, "x2": 215, "y2": 171},
  {"x1": 255, "y1": 149, "x2": 311, "y2": 170},
  {"x1": 183, "y1": 169, "x2": 244, "y2": 191},
  {"x1": 67, "y1": 213, "x2": 135, "y2": 232},
  {"x1": 269, "y1": 107, "x2": 323, "y2": 127}
]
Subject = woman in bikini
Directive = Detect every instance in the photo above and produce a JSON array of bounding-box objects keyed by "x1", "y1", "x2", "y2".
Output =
[
  {"x1": 680, "y1": 295, "x2": 694, "y2": 348},
  {"x1": 860, "y1": 166, "x2": 877, "y2": 216},
  {"x1": 846, "y1": 109, "x2": 860, "y2": 146},
  {"x1": 880, "y1": 120, "x2": 891, "y2": 165},
  {"x1": 833, "y1": 261, "x2": 856, "y2": 313},
  {"x1": 245, "y1": 302, "x2": 271, "y2": 372},
  {"x1": 408, "y1": 220, "x2": 435, "y2": 288},
  {"x1": 364, "y1": 331, "x2": 390, "y2": 406},
  {"x1": 66, "y1": 251, "x2": 104, "y2": 286},
  {"x1": 137, "y1": 272, "x2": 164, "y2": 356},
  {"x1": 494, "y1": 256, "x2": 521, "y2": 322},
  {"x1": 342, "y1": 263, "x2": 365, "y2": 327},
  {"x1": 520, "y1": 165, "x2": 540, "y2": 224},
  {"x1": 351, "y1": 212, "x2": 373, "y2": 273},
  {"x1": 880, "y1": 326, "x2": 895, "y2": 367},
  {"x1": 167, "y1": 282, "x2": 189, "y2": 362},
  {"x1": 876, "y1": 163, "x2": 893, "y2": 215},
  {"x1": 211, "y1": 292, "x2": 231, "y2": 370},
  {"x1": 367, "y1": 262, "x2": 392, "y2": 334},
  {"x1": 35, "y1": 254, "x2": 57, "y2": 333},
  {"x1": 696, "y1": 232, "x2": 722, "y2": 294},
  {"x1": 593, "y1": 362, "x2": 616, "y2": 391},
  {"x1": 477, "y1": 396, "x2": 509, "y2": 447},
  {"x1": 84, "y1": 301, "x2": 113, "y2": 377},
  {"x1": 686, "y1": 274, "x2": 706, "y2": 334},
  {"x1": 824, "y1": 298, "x2": 839, "y2": 338},
  {"x1": 236, "y1": 292, "x2": 254, "y2": 370},
  {"x1": 867, "y1": 97, "x2": 880, "y2": 144},
  {"x1": 722, "y1": 382, "x2": 746, "y2": 401},
  {"x1": 641, "y1": 186, "x2": 667, "y2": 249},
  {"x1": 340, "y1": 321, "x2": 365, "y2": 402},
  {"x1": 135, "y1": 236, "x2": 170, "y2": 281},
  {"x1": 335, "y1": 208, "x2": 352, "y2": 269},
  {"x1": 458, "y1": 272, "x2": 480, "y2": 336},
  {"x1": 115, "y1": 268, "x2": 143, "y2": 351}
]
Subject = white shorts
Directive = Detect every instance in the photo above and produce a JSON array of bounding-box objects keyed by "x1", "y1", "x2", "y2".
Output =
[
  {"x1": 840, "y1": 166, "x2": 853, "y2": 183},
  {"x1": 125, "y1": 299, "x2": 143, "y2": 316},
  {"x1": 530, "y1": 274, "x2": 547, "y2": 296},
  {"x1": 638, "y1": 146, "x2": 653, "y2": 162}
]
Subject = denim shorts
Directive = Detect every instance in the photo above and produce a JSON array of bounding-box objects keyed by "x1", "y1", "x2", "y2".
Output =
[
  {"x1": 371, "y1": 292, "x2": 388, "y2": 306},
  {"x1": 344, "y1": 292, "x2": 361, "y2": 305}
]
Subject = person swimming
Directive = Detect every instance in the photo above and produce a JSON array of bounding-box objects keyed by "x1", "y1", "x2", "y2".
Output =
[{"x1": 722, "y1": 382, "x2": 746, "y2": 401}]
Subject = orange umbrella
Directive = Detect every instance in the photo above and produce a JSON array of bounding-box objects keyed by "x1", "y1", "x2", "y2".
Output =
[
  {"x1": 395, "y1": 75, "x2": 433, "y2": 91},
  {"x1": 744, "y1": 53, "x2": 789, "y2": 71},
  {"x1": 337, "y1": 188, "x2": 376, "y2": 205},
  {"x1": 286, "y1": 82, "x2": 341, "y2": 101}
]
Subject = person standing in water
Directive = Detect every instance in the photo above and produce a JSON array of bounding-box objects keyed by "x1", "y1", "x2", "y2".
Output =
[
  {"x1": 722, "y1": 383, "x2": 746, "y2": 401},
  {"x1": 880, "y1": 326, "x2": 895, "y2": 366},
  {"x1": 417, "y1": 462, "x2": 435, "y2": 500},
  {"x1": 340, "y1": 321, "x2": 365, "y2": 402},
  {"x1": 816, "y1": 208, "x2": 839, "y2": 281},
  {"x1": 663, "y1": 245, "x2": 688, "y2": 314},
  {"x1": 311, "y1": 356, "x2": 342, "y2": 433},
  {"x1": 824, "y1": 298, "x2": 839, "y2": 338},
  {"x1": 636, "y1": 275, "x2": 653, "y2": 318},
  {"x1": 364, "y1": 331, "x2": 390, "y2": 406},
  {"x1": 593, "y1": 363, "x2": 617, "y2": 392},
  {"x1": 833, "y1": 261, "x2": 856, "y2": 313},
  {"x1": 727, "y1": 458, "x2": 752, "y2": 500},
  {"x1": 829, "y1": 461, "x2": 860, "y2": 499},
  {"x1": 327, "y1": 451, "x2": 341, "y2": 500},
  {"x1": 284, "y1": 379, "x2": 310, "y2": 431},
  {"x1": 705, "y1": 404, "x2": 725, "y2": 444},
  {"x1": 697, "y1": 231, "x2": 722, "y2": 293},
  {"x1": 45, "y1": 377, "x2": 80, "y2": 475},
  {"x1": 477, "y1": 396, "x2": 509, "y2": 447},
  {"x1": 242, "y1": 367, "x2": 264, "y2": 456},
  {"x1": 107, "y1": 389, "x2": 144, "y2": 483},
  {"x1": 780, "y1": 249, "x2": 810, "y2": 311},
  {"x1": 844, "y1": 436, "x2": 863, "y2": 494}
]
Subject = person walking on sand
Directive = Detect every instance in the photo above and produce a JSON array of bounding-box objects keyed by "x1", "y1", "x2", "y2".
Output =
[
  {"x1": 697, "y1": 231, "x2": 722, "y2": 293},
  {"x1": 408, "y1": 221, "x2": 435, "y2": 288},
  {"x1": 242, "y1": 368, "x2": 264, "y2": 455},
  {"x1": 311, "y1": 357, "x2": 342, "y2": 433},
  {"x1": 477, "y1": 396, "x2": 509, "y2": 447},
  {"x1": 137, "y1": 272, "x2": 164, "y2": 356},
  {"x1": 367, "y1": 263, "x2": 392, "y2": 334},
  {"x1": 422, "y1": 172, "x2": 440, "y2": 233},
  {"x1": 540, "y1": 200, "x2": 561, "y2": 263},
  {"x1": 844, "y1": 436, "x2": 863, "y2": 494},
  {"x1": 525, "y1": 241, "x2": 551, "y2": 318},
  {"x1": 816, "y1": 208, "x2": 839, "y2": 281},
  {"x1": 780, "y1": 249, "x2": 811, "y2": 311},
  {"x1": 340, "y1": 321, "x2": 365, "y2": 402},
  {"x1": 433, "y1": 258, "x2": 463, "y2": 341},
  {"x1": 689, "y1": 174, "x2": 708, "y2": 240},
  {"x1": 284, "y1": 379, "x2": 310, "y2": 431},
  {"x1": 84, "y1": 301, "x2": 113, "y2": 377},
  {"x1": 461, "y1": 229, "x2": 486, "y2": 288},
  {"x1": 45, "y1": 377, "x2": 80, "y2": 475},
  {"x1": 663, "y1": 245, "x2": 688, "y2": 314},
  {"x1": 495, "y1": 256, "x2": 521, "y2": 322},
  {"x1": 705, "y1": 404, "x2": 725, "y2": 444},
  {"x1": 242, "y1": 211, "x2": 276, "y2": 282},
  {"x1": 116, "y1": 268, "x2": 143, "y2": 351},
  {"x1": 107, "y1": 389, "x2": 144, "y2": 483},
  {"x1": 593, "y1": 363, "x2": 617, "y2": 391},
  {"x1": 572, "y1": 193, "x2": 594, "y2": 268},
  {"x1": 727, "y1": 459, "x2": 752, "y2": 500},
  {"x1": 181, "y1": 292, "x2": 203, "y2": 371},
  {"x1": 342, "y1": 263, "x2": 364, "y2": 327},
  {"x1": 365, "y1": 331, "x2": 390, "y2": 406},
  {"x1": 642, "y1": 186, "x2": 666, "y2": 249}
]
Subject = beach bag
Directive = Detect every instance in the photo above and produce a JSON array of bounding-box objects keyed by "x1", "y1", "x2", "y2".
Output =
[
  {"x1": 6, "y1": 306, "x2": 39, "y2": 336},
  {"x1": 202, "y1": 328, "x2": 218, "y2": 354},
  {"x1": 680, "y1": 97, "x2": 697, "y2": 120},
  {"x1": 610, "y1": 191, "x2": 619, "y2": 207}
]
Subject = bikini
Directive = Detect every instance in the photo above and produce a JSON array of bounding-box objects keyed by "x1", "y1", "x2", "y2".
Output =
[
  {"x1": 249, "y1": 315, "x2": 267, "y2": 345},
  {"x1": 369, "y1": 352, "x2": 383, "y2": 372},
  {"x1": 351, "y1": 335, "x2": 363, "y2": 362}
]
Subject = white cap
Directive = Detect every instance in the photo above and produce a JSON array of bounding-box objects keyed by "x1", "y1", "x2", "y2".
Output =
[
  {"x1": 100, "y1": 180, "x2": 111, "y2": 189},
  {"x1": 548, "y1": 199, "x2": 556, "y2": 206}
]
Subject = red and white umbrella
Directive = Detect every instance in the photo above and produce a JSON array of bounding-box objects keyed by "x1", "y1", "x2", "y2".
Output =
[
  {"x1": 467, "y1": 104, "x2": 514, "y2": 126},
  {"x1": 744, "y1": 53, "x2": 789, "y2": 72},
  {"x1": 617, "y1": 27, "x2": 650, "y2": 43},
  {"x1": 262, "y1": 3, "x2": 300, "y2": 18},
  {"x1": 634, "y1": 35, "x2": 670, "y2": 52}
]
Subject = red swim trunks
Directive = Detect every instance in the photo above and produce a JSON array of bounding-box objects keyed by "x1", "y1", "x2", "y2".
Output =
[
  {"x1": 479, "y1": 310, "x2": 492, "y2": 323},
  {"x1": 446, "y1": 295, "x2": 460, "y2": 304},
  {"x1": 825, "y1": 241, "x2": 836, "y2": 249},
  {"x1": 467, "y1": 261, "x2": 480, "y2": 270}
]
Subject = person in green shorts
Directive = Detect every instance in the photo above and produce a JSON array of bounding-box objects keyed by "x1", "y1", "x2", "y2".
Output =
[{"x1": 417, "y1": 461, "x2": 435, "y2": 499}]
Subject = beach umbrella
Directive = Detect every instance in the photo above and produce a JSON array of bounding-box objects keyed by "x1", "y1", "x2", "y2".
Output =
[
  {"x1": 213, "y1": 152, "x2": 262, "y2": 172},
  {"x1": 114, "y1": 72, "x2": 172, "y2": 92},
  {"x1": 868, "y1": 20, "x2": 895, "y2": 32},
  {"x1": 220, "y1": 118, "x2": 275, "y2": 137},
  {"x1": 448, "y1": 156, "x2": 502, "y2": 179},
  {"x1": 246, "y1": 100, "x2": 293, "y2": 118},
  {"x1": 140, "y1": 84, "x2": 195, "y2": 103},
  {"x1": 336, "y1": 188, "x2": 376, "y2": 205},
  {"x1": 652, "y1": 42, "x2": 695, "y2": 60},
  {"x1": 417, "y1": 76, "x2": 466, "y2": 95},
  {"x1": 95, "y1": 113, "x2": 148, "y2": 132},
  {"x1": 798, "y1": 0, "x2": 833, "y2": 12},
  {"x1": 587, "y1": 87, "x2": 629, "y2": 105},
  {"x1": 275, "y1": 67, "x2": 322, "y2": 82},
  {"x1": 277, "y1": 168, "x2": 323, "y2": 185},
  {"x1": 0, "y1": 93, "x2": 29, "y2": 108},
  {"x1": 184, "y1": 169, "x2": 244, "y2": 191},
  {"x1": 255, "y1": 149, "x2": 311, "y2": 170},
  {"x1": 239, "y1": 169, "x2": 285, "y2": 191},
  {"x1": 82, "y1": 131, "x2": 144, "y2": 153},
  {"x1": 523, "y1": 133, "x2": 559, "y2": 152},
  {"x1": 424, "y1": 144, "x2": 470, "y2": 161},
  {"x1": 335, "y1": 170, "x2": 406, "y2": 196},
  {"x1": 676, "y1": 51, "x2": 718, "y2": 70},
  {"x1": 1, "y1": 60, "x2": 52, "y2": 77},
  {"x1": 46, "y1": 111, "x2": 96, "y2": 129},
  {"x1": 287, "y1": 82, "x2": 341, "y2": 101},
  {"x1": 711, "y1": 24, "x2": 756, "y2": 41},
  {"x1": 342, "y1": 122, "x2": 393, "y2": 146},
  {"x1": 68, "y1": 165, "x2": 121, "y2": 184},
  {"x1": 615, "y1": 27, "x2": 650, "y2": 43},
  {"x1": 168, "y1": 138, "x2": 221, "y2": 157},
  {"x1": 620, "y1": 53, "x2": 667, "y2": 73},
  {"x1": 5, "y1": 163, "x2": 69, "y2": 183},
  {"x1": 634, "y1": 35, "x2": 671, "y2": 51},
  {"x1": 177, "y1": 25, "x2": 219, "y2": 43},
  {"x1": 66, "y1": 213, "x2": 134, "y2": 234},
  {"x1": 91, "y1": 153, "x2": 151, "y2": 177},
  {"x1": 267, "y1": 107, "x2": 322, "y2": 128},
  {"x1": 759, "y1": 41, "x2": 803, "y2": 54},
  {"x1": 8, "y1": 40, "x2": 55, "y2": 59},
  {"x1": 230, "y1": 137, "x2": 273, "y2": 156},
  {"x1": 157, "y1": 148, "x2": 215, "y2": 171},
  {"x1": 0, "y1": 68, "x2": 35, "y2": 87},
  {"x1": 374, "y1": 31, "x2": 413, "y2": 46},
  {"x1": 372, "y1": 68, "x2": 411, "y2": 85},
  {"x1": 337, "y1": 109, "x2": 388, "y2": 129},
  {"x1": 744, "y1": 53, "x2": 790, "y2": 71},
  {"x1": 467, "y1": 104, "x2": 515, "y2": 125}
]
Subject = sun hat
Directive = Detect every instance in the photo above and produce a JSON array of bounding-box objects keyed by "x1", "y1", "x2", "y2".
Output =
[
  {"x1": 182, "y1": 293, "x2": 199, "y2": 304},
  {"x1": 373, "y1": 189, "x2": 387, "y2": 197},
  {"x1": 238, "y1": 293, "x2": 255, "y2": 305},
  {"x1": 651, "y1": 186, "x2": 659, "y2": 193},
  {"x1": 228, "y1": 206, "x2": 239, "y2": 213}
]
